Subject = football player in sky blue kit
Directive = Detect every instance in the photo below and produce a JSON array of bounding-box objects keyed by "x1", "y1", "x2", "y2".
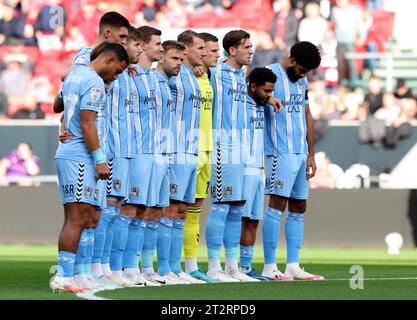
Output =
[
  {"x1": 262, "y1": 41, "x2": 325, "y2": 281},
  {"x1": 89, "y1": 27, "x2": 145, "y2": 289},
  {"x1": 53, "y1": 11, "x2": 129, "y2": 113},
  {"x1": 154, "y1": 40, "x2": 191, "y2": 285},
  {"x1": 205, "y1": 30, "x2": 256, "y2": 282},
  {"x1": 50, "y1": 43, "x2": 128, "y2": 293},
  {"x1": 52, "y1": 12, "x2": 130, "y2": 291},
  {"x1": 112, "y1": 26, "x2": 166, "y2": 286},
  {"x1": 165, "y1": 30, "x2": 207, "y2": 284},
  {"x1": 238, "y1": 67, "x2": 277, "y2": 282}
]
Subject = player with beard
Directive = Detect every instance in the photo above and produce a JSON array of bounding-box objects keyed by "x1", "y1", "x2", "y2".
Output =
[{"x1": 262, "y1": 41, "x2": 325, "y2": 281}]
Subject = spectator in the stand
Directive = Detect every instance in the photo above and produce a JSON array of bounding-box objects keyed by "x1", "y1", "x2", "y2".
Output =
[
  {"x1": 270, "y1": 0, "x2": 300, "y2": 55},
  {"x1": 12, "y1": 92, "x2": 45, "y2": 119},
  {"x1": 401, "y1": 98, "x2": 417, "y2": 120},
  {"x1": 331, "y1": 0, "x2": 363, "y2": 86},
  {"x1": 363, "y1": 75, "x2": 384, "y2": 114},
  {"x1": 28, "y1": 76, "x2": 54, "y2": 117},
  {"x1": 250, "y1": 31, "x2": 282, "y2": 70},
  {"x1": 0, "y1": 39, "x2": 34, "y2": 116},
  {"x1": 341, "y1": 87, "x2": 364, "y2": 120},
  {"x1": 320, "y1": 28, "x2": 341, "y2": 91},
  {"x1": 297, "y1": 2, "x2": 328, "y2": 47},
  {"x1": 0, "y1": 142, "x2": 41, "y2": 186},
  {"x1": 394, "y1": 78, "x2": 415, "y2": 100},
  {"x1": 163, "y1": 0, "x2": 188, "y2": 28},
  {"x1": 0, "y1": 1, "x2": 27, "y2": 45},
  {"x1": 320, "y1": 94, "x2": 344, "y2": 121},
  {"x1": 63, "y1": 26, "x2": 88, "y2": 52},
  {"x1": 358, "y1": 99, "x2": 385, "y2": 149},
  {"x1": 72, "y1": 0, "x2": 99, "y2": 45},
  {"x1": 34, "y1": 0, "x2": 67, "y2": 51},
  {"x1": 140, "y1": 0, "x2": 160, "y2": 22},
  {"x1": 374, "y1": 93, "x2": 413, "y2": 148}
]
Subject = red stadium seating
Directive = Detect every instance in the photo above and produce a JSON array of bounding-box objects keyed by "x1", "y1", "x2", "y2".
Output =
[
  {"x1": 215, "y1": 12, "x2": 241, "y2": 28},
  {"x1": 188, "y1": 11, "x2": 217, "y2": 28}
]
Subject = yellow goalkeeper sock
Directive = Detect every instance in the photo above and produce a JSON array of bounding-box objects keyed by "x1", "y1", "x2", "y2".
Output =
[{"x1": 183, "y1": 206, "x2": 201, "y2": 259}]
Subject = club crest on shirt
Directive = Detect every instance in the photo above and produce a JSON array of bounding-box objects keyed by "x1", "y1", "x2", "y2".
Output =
[
  {"x1": 84, "y1": 186, "x2": 93, "y2": 198},
  {"x1": 276, "y1": 180, "x2": 284, "y2": 191},
  {"x1": 170, "y1": 183, "x2": 178, "y2": 195},
  {"x1": 224, "y1": 186, "x2": 233, "y2": 197},
  {"x1": 113, "y1": 179, "x2": 122, "y2": 191},
  {"x1": 130, "y1": 187, "x2": 140, "y2": 198}
]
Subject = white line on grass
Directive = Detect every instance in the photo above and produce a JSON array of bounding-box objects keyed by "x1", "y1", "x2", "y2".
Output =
[{"x1": 280, "y1": 277, "x2": 417, "y2": 282}]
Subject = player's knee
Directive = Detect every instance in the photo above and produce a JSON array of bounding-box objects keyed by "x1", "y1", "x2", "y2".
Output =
[
  {"x1": 269, "y1": 195, "x2": 287, "y2": 212},
  {"x1": 288, "y1": 199, "x2": 307, "y2": 213}
]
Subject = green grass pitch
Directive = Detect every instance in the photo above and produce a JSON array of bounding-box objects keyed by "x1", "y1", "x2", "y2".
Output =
[{"x1": 1, "y1": 245, "x2": 417, "y2": 300}]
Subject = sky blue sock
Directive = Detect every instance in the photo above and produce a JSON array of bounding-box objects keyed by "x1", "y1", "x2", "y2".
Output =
[
  {"x1": 262, "y1": 207, "x2": 282, "y2": 265},
  {"x1": 223, "y1": 205, "x2": 243, "y2": 260},
  {"x1": 122, "y1": 218, "x2": 145, "y2": 269},
  {"x1": 141, "y1": 220, "x2": 159, "y2": 270},
  {"x1": 285, "y1": 212, "x2": 304, "y2": 264},
  {"x1": 74, "y1": 229, "x2": 88, "y2": 276},
  {"x1": 157, "y1": 217, "x2": 173, "y2": 275},
  {"x1": 92, "y1": 206, "x2": 114, "y2": 264},
  {"x1": 84, "y1": 228, "x2": 94, "y2": 275},
  {"x1": 101, "y1": 205, "x2": 118, "y2": 264},
  {"x1": 57, "y1": 251, "x2": 76, "y2": 278},
  {"x1": 110, "y1": 215, "x2": 131, "y2": 271},
  {"x1": 240, "y1": 245, "x2": 254, "y2": 270},
  {"x1": 169, "y1": 219, "x2": 185, "y2": 274},
  {"x1": 206, "y1": 203, "x2": 229, "y2": 260}
]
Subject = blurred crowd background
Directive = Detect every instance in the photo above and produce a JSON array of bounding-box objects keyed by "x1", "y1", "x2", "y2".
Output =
[{"x1": 0, "y1": 0, "x2": 416, "y2": 189}]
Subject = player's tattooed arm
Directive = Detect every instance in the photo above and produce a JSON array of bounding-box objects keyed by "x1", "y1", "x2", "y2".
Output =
[
  {"x1": 305, "y1": 103, "x2": 316, "y2": 179},
  {"x1": 80, "y1": 110, "x2": 110, "y2": 180}
]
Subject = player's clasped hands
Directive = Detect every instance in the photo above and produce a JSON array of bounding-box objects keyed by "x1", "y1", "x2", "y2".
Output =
[{"x1": 96, "y1": 162, "x2": 111, "y2": 180}]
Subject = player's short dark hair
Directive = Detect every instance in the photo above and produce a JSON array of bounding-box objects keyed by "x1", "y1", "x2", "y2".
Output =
[
  {"x1": 162, "y1": 40, "x2": 186, "y2": 53},
  {"x1": 137, "y1": 26, "x2": 162, "y2": 44},
  {"x1": 98, "y1": 11, "x2": 130, "y2": 34},
  {"x1": 128, "y1": 26, "x2": 141, "y2": 43},
  {"x1": 200, "y1": 32, "x2": 218, "y2": 43},
  {"x1": 91, "y1": 42, "x2": 129, "y2": 65},
  {"x1": 290, "y1": 41, "x2": 321, "y2": 70},
  {"x1": 177, "y1": 30, "x2": 205, "y2": 46},
  {"x1": 90, "y1": 42, "x2": 110, "y2": 61},
  {"x1": 223, "y1": 29, "x2": 250, "y2": 55},
  {"x1": 249, "y1": 67, "x2": 277, "y2": 86}
]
